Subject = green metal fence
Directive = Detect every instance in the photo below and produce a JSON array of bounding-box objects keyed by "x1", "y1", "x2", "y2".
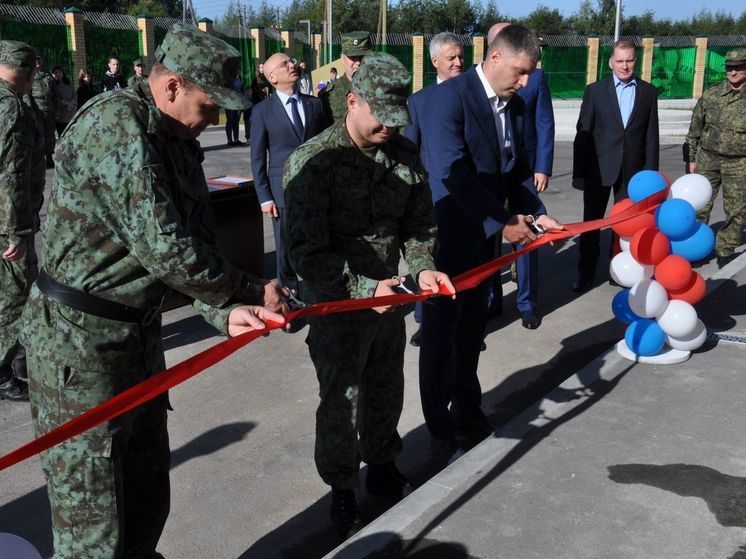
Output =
[
  {"x1": 704, "y1": 46, "x2": 735, "y2": 87},
  {"x1": 651, "y1": 46, "x2": 696, "y2": 99},
  {"x1": 84, "y1": 23, "x2": 140, "y2": 87},
  {"x1": 373, "y1": 43, "x2": 413, "y2": 93},
  {"x1": 542, "y1": 46, "x2": 588, "y2": 99},
  {"x1": 0, "y1": 19, "x2": 71, "y2": 76},
  {"x1": 216, "y1": 33, "x2": 254, "y2": 87},
  {"x1": 265, "y1": 38, "x2": 285, "y2": 59},
  {"x1": 294, "y1": 41, "x2": 315, "y2": 70}
]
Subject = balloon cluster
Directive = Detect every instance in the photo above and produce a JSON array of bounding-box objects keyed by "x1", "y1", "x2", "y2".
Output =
[{"x1": 609, "y1": 171, "x2": 714, "y2": 357}]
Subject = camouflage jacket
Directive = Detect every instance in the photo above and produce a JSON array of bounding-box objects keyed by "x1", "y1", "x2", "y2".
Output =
[
  {"x1": 22, "y1": 93, "x2": 46, "y2": 232},
  {"x1": 685, "y1": 81, "x2": 746, "y2": 160},
  {"x1": 319, "y1": 73, "x2": 350, "y2": 123},
  {"x1": 283, "y1": 119, "x2": 437, "y2": 304},
  {"x1": 127, "y1": 74, "x2": 148, "y2": 89},
  {"x1": 32, "y1": 70, "x2": 53, "y2": 116},
  {"x1": 0, "y1": 77, "x2": 43, "y2": 244},
  {"x1": 21, "y1": 81, "x2": 265, "y2": 372}
]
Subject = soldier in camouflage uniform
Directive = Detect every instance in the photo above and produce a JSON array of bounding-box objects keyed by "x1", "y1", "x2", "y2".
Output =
[
  {"x1": 21, "y1": 24, "x2": 287, "y2": 558},
  {"x1": 0, "y1": 41, "x2": 44, "y2": 402},
  {"x1": 684, "y1": 47, "x2": 746, "y2": 268},
  {"x1": 284, "y1": 51, "x2": 454, "y2": 537},
  {"x1": 319, "y1": 31, "x2": 371, "y2": 123},
  {"x1": 32, "y1": 55, "x2": 56, "y2": 168},
  {"x1": 127, "y1": 58, "x2": 148, "y2": 88}
]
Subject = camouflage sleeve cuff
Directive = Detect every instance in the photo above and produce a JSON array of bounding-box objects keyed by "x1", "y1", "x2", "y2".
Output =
[
  {"x1": 350, "y1": 274, "x2": 379, "y2": 299},
  {"x1": 192, "y1": 299, "x2": 238, "y2": 336}
]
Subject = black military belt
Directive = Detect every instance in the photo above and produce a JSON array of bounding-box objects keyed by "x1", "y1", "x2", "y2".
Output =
[{"x1": 37, "y1": 269, "x2": 158, "y2": 325}]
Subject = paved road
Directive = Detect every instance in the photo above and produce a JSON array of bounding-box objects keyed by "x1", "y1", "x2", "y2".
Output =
[{"x1": 0, "y1": 123, "x2": 735, "y2": 558}]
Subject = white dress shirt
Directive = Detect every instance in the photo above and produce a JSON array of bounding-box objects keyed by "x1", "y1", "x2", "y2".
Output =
[
  {"x1": 476, "y1": 63, "x2": 515, "y2": 173},
  {"x1": 274, "y1": 89, "x2": 306, "y2": 128}
]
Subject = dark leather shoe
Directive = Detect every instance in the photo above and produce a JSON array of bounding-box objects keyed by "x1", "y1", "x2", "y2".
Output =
[
  {"x1": 366, "y1": 462, "x2": 413, "y2": 500},
  {"x1": 717, "y1": 254, "x2": 737, "y2": 268},
  {"x1": 0, "y1": 376, "x2": 29, "y2": 401},
  {"x1": 572, "y1": 275, "x2": 594, "y2": 293},
  {"x1": 329, "y1": 488, "x2": 363, "y2": 538},
  {"x1": 430, "y1": 437, "x2": 465, "y2": 465},
  {"x1": 520, "y1": 310, "x2": 541, "y2": 329},
  {"x1": 409, "y1": 328, "x2": 421, "y2": 347}
]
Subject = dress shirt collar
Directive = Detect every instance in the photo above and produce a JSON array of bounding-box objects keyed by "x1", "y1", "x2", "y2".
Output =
[
  {"x1": 476, "y1": 63, "x2": 508, "y2": 110},
  {"x1": 613, "y1": 74, "x2": 637, "y2": 89},
  {"x1": 275, "y1": 88, "x2": 299, "y2": 106}
]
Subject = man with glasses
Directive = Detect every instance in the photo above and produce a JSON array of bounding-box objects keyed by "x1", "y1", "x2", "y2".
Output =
[
  {"x1": 320, "y1": 31, "x2": 371, "y2": 123},
  {"x1": 127, "y1": 58, "x2": 148, "y2": 88},
  {"x1": 250, "y1": 52, "x2": 329, "y2": 298},
  {"x1": 684, "y1": 47, "x2": 746, "y2": 268}
]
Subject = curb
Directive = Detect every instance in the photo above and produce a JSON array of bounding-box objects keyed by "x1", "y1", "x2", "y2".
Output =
[{"x1": 324, "y1": 250, "x2": 746, "y2": 559}]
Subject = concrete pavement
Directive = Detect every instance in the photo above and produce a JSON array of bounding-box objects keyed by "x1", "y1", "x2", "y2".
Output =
[{"x1": 1, "y1": 112, "x2": 742, "y2": 558}]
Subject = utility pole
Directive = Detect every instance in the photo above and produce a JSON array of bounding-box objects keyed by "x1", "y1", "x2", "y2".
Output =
[
  {"x1": 327, "y1": 0, "x2": 333, "y2": 64},
  {"x1": 614, "y1": 0, "x2": 622, "y2": 41}
]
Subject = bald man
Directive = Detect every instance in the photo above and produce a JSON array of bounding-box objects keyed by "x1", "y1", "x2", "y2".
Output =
[
  {"x1": 250, "y1": 52, "x2": 330, "y2": 294},
  {"x1": 485, "y1": 22, "x2": 555, "y2": 329}
]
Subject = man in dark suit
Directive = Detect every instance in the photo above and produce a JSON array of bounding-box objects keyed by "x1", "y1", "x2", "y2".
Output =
[
  {"x1": 486, "y1": 22, "x2": 556, "y2": 329},
  {"x1": 404, "y1": 31, "x2": 464, "y2": 347},
  {"x1": 250, "y1": 52, "x2": 329, "y2": 293},
  {"x1": 419, "y1": 25, "x2": 563, "y2": 463},
  {"x1": 572, "y1": 39, "x2": 659, "y2": 292}
]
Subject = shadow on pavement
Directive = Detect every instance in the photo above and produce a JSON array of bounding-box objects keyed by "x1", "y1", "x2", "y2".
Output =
[
  {"x1": 0, "y1": 421, "x2": 257, "y2": 558},
  {"x1": 327, "y1": 532, "x2": 478, "y2": 558}
]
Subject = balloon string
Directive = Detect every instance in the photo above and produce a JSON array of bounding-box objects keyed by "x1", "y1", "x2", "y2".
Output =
[{"x1": 0, "y1": 190, "x2": 667, "y2": 473}]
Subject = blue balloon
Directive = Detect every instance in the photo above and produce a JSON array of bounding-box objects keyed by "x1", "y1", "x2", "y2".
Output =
[
  {"x1": 670, "y1": 222, "x2": 716, "y2": 262},
  {"x1": 654, "y1": 199, "x2": 698, "y2": 240},
  {"x1": 628, "y1": 170, "x2": 668, "y2": 203},
  {"x1": 611, "y1": 289, "x2": 639, "y2": 324},
  {"x1": 625, "y1": 319, "x2": 666, "y2": 356}
]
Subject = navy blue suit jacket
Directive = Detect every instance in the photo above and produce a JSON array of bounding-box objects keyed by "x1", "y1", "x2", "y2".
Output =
[
  {"x1": 517, "y1": 68, "x2": 555, "y2": 176},
  {"x1": 420, "y1": 66, "x2": 545, "y2": 240},
  {"x1": 250, "y1": 92, "x2": 329, "y2": 207},
  {"x1": 404, "y1": 82, "x2": 436, "y2": 148}
]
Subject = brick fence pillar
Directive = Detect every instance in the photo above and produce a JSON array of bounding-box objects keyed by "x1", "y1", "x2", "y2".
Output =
[
  {"x1": 693, "y1": 37, "x2": 708, "y2": 98},
  {"x1": 412, "y1": 33, "x2": 424, "y2": 93},
  {"x1": 641, "y1": 37, "x2": 655, "y2": 82},
  {"x1": 137, "y1": 14, "x2": 155, "y2": 70},
  {"x1": 281, "y1": 29, "x2": 294, "y2": 57},
  {"x1": 198, "y1": 17, "x2": 214, "y2": 34},
  {"x1": 472, "y1": 33, "x2": 485, "y2": 64},
  {"x1": 586, "y1": 37, "x2": 600, "y2": 84},
  {"x1": 251, "y1": 26, "x2": 266, "y2": 64},
  {"x1": 64, "y1": 7, "x2": 86, "y2": 78}
]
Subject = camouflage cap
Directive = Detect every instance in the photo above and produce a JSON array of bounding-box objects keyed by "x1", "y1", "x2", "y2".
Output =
[
  {"x1": 133, "y1": 58, "x2": 143, "y2": 66},
  {"x1": 351, "y1": 51, "x2": 411, "y2": 128},
  {"x1": 342, "y1": 31, "x2": 372, "y2": 57},
  {"x1": 725, "y1": 47, "x2": 746, "y2": 67},
  {"x1": 0, "y1": 40, "x2": 37, "y2": 70},
  {"x1": 154, "y1": 23, "x2": 251, "y2": 110}
]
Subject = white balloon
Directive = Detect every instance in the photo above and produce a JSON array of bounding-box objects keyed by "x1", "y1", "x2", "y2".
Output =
[
  {"x1": 669, "y1": 174, "x2": 713, "y2": 212},
  {"x1": 656, "y1": 300, "x2": 699, "y2": 338},
  {"x1": 0, "y1": 533, "x2": 42, "y2": 559},
  {"x1": 619, "y1": 236, "x2": 631, "y2": 251},
  {"x1": 628, "y1": 279, "x2": 669, "y2": 318},
  {"x1": 666, "y1": 319, "x2": 707, "y2": 351},
  {"x1": 609, "y1": 252, "x2": 654, "y2": 287}
]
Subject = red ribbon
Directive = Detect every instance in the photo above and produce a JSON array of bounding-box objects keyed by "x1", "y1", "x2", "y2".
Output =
[{"x1": 0, "y1": 191, "x2": 665, "y2": 472}]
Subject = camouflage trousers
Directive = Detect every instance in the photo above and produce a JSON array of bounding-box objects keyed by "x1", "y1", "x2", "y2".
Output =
[
  {"x1": 306, "y1": 309, "x2": 405, "y2": 489},
  {"x1": 696, "y1": 150, "x2": 746, "y2": 257},
  {"x1": 28, "y1": 353, "x2": 170, "y2": 559},
  {"x1": 0, "y1": 235, "x2": 37, "y2": 373}
]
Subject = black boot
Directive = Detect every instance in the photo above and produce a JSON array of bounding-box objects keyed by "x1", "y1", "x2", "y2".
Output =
[
  {"x1": 12, "y1": 347, "x2": 27, "y2": 382},
  {"x1": 329, "y1": 488, "x2": 363, "y2": 538},
  {"x1": 365, "y1": 462, "x2": 413, "y2": 500},
  {"x1": 0, "y1": 375, "x2": 29, "y2": 401}
]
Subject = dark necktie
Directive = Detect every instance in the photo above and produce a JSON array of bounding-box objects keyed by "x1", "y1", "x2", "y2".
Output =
[{"x1": 289, "y1": 97, "x2": 305, "y2": 139}]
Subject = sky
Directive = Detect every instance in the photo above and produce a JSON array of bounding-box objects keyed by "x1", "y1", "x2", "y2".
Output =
[{"x1": 191, "y1": 0, "x2": 743, "y2": 26}]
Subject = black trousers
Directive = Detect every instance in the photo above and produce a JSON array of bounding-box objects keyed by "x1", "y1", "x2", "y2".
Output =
[
  {"x1": 274, "y1": 207, "x2": 298, "y2": 292},
  {"x1": 577, "y1": 175, "x2": 627, "y2": 279}
]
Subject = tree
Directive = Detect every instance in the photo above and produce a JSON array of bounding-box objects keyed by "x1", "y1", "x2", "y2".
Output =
[{"x1": 519, "y1": 5, "x2": 569, "y2": 36}]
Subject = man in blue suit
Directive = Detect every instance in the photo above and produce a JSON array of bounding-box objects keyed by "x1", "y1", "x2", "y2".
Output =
[
  {"x1": 487, "y1": 23, "x2": 555, "y2": 329},
  {"x1": 250, "y1": 52, "x2": 330, "y2": 293},
  {"x1": 404, "y1": 31, "x2": 464, "y2": 347},
  {"x1": 418, "y1": 25, "x2": 563, "y2": 463}
]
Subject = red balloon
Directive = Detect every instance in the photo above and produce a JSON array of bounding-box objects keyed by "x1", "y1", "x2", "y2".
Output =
[
  {"x1": 610, "y1": 198, "x2": 656, "y2": 237},
  {"x1": 668, "y1": 272, "x2": 706, "y2": 305},
  {"x1": 654, "y1": 255, "x2": 693, "y2": 291},
  {"x1": 630, "y1": 227, "x2": 671, "y2": 265}
]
